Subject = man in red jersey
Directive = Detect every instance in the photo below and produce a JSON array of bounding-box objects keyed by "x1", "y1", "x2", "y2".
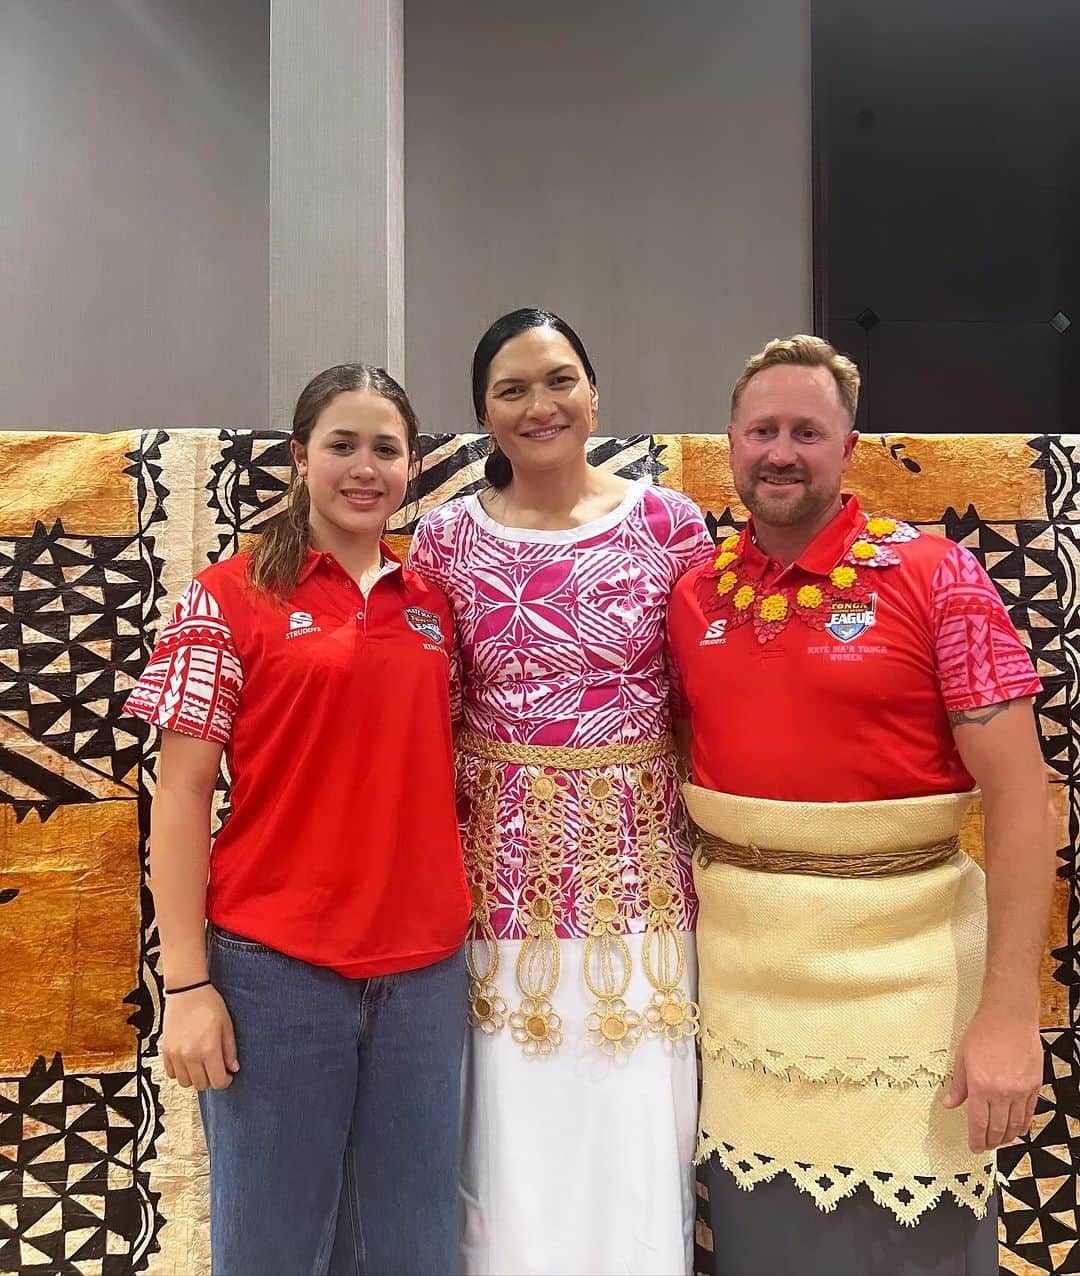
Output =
[{"x1": 668, "y1": 335, "x2": 1053, "y2": 1276}]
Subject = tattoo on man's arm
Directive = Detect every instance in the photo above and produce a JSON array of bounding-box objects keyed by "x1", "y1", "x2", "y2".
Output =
[{"x1": 948, "y1": 702, "x2": 1011, "y2": 728}]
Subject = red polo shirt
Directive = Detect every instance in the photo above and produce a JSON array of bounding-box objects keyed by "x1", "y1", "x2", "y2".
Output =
[
  {"x1": 668, "y1": 496, "x2": 1041, "y2": 802},
  {"x1": 125, "y1": 544, "x2": 469, "y2": 977}
]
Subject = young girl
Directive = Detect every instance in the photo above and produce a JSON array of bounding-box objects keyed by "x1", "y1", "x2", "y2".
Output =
[
  {"x1": 408, "y1": 310, "x2": 714, "y2": 1276},
  {"x1": 126, "y1": 365, "x2": 469, "y2": 1276}
]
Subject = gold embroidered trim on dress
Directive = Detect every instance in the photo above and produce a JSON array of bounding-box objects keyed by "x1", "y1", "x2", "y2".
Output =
[
  {"x1": 580, "y1": 769, "x2": 641, "y2": 1054},
  {"x1": 462, "y1": 763, "x2": 506, "y2": 1035},
  {"x1": 456, "y1": 731, "x2": 696, "y2": 1057},
  {"x1": 510, "y1": 771, "x2": 566, "y2": 1055},
  {"x1": 696, "y1": 1133, "x2": 998, "y2": 1227}
]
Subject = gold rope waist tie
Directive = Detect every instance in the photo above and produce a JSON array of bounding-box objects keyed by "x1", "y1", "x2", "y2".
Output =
[{"x1": 456, "y1": 730, "x2": 698, "y2": 1058}]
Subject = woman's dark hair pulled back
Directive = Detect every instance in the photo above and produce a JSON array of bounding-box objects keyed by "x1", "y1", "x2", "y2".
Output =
[{"x1": 472, "y1": 308, "x2": 597, "y2": 490}]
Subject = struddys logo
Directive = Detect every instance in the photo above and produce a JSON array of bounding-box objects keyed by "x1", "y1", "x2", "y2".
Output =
[
  {"x1": 825, "y1": 594, "x2": 877, "y2": 643},
  {"x1": 699, "y1": 618, "x2": 728, "y2": 647},
  {"x1": 286, "y1": 610, "x2": 321, "y2": 639},
  {"x1": 403, "y1": 606, "x2": 444, "y2": 644}
]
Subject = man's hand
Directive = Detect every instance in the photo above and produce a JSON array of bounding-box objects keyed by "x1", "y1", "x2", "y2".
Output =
[
  {"x1": 943, "y1": 1005, "x2": 1043, "y2": 1152},
  {"x1": 161, "y1": 985, "x2": 240, "y2": 1092}
]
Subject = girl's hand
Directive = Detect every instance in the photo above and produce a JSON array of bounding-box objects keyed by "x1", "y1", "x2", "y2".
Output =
[{"x1": 161, "y1": 985, "x2": 240, "y2": 1091}]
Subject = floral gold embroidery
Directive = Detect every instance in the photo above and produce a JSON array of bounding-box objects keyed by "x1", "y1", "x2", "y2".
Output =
[
  {"x1": 830, "y1": 565, "x2": 857, "y2": 589},
  {"x1": 733, "y1": 585, "x2": 756, "y2": 611},
  {"x1": 644, "y1": 986, "x2": 700, "y2": 1041},
  {"x1": 716, "y1": 571, "x2": 738, "y2": 596},
  {"x1": 586, "y1": 997, "x2": 644, "y2": 1055},
  {"x1": 636, "y1": 766, "x2": 700, "y2": 1042},
  {"x1": 865, "y1": 517, "x2": 897, "y2": 537},
  {"x1": 713, "y1": 550, "x2": 738, "y2": 571},
  {"x1": 462, "y1": 764, "x2": 507, "y2": 1033},
  {"x1": 510, "y1": 996, "x2": 563, "y2": 1055},
  {"x1": 580, "y1": 768, "x2": 639, "y2": 1056},
  {"x1": 851, "y1": 541, "x2": 878, "y2": 561},
  {"x1": 720, "y1": 533, "x2": 741, "y2": 553},
  {"x1": 796, "y1": 584, "x2": 823, "y2": 609},
  {"x1": 456, "y1": 733, "x2": 693, "y2": 1056}
]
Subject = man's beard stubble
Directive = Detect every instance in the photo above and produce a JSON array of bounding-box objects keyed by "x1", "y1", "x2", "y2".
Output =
[{"x1": 735, "y1": 469, "x2": 842, "y2": 529}]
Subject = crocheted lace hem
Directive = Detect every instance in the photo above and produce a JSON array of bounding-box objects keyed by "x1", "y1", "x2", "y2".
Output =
[
  {"x1": 701, "y1": 1026, "x2": 953, "y2": 1087},
  {"x1": 696, "y1": 1133, "x2": 998, "y2": 1227}
]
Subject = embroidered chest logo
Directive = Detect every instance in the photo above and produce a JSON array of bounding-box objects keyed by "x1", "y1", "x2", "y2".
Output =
[
  {"x1": 403, "y1": 606, "x2": 444, "y2": 643},
  {"x1": 825, "y1": 594, "x2": 877, "y2": 643},
  {"x1": 286, "y1": 611, "x2": 322, "y2": 639},
  {"x1": 699, "y1": 618, "x2": 728, "y2": 647}
]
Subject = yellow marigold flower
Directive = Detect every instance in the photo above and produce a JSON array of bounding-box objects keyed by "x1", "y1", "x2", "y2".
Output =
[
  {"x1": 830, "y1": 565, "x2": 857, "y2": 589},
  {"x1": 865, "y1": 517, "x2": 896, "y2": 538},
  {"x1": 796, "y1": 584, "x2": 823, "y2": 609},
  {"x1": 715, "y1": 571, "x2": 738, "y2": 596},
  {"x1": 759, "y1": 592, "x2": 788, "y2": 622},
  {"x1": 733, "y1": 585, "x2": 756, "y2": 611},
  {"x1": 720, "y1": 534, "x2": 740, "y2": 553},
  {"x1": 851, "y1": 541, "x2": 878, "y2": 561},
  {"x1": 713, "y1": 551, "x2": 737, "y2": 571}
]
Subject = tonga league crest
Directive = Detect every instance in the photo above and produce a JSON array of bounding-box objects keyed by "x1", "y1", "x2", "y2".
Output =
[{"x1": 825, "y1": 594, "x2": 877, "y2": 643}]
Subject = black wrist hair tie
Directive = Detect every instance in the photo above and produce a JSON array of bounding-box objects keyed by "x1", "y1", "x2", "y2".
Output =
[{"x1": 164, "y1": 979, "x2": 212, "y2": 995}]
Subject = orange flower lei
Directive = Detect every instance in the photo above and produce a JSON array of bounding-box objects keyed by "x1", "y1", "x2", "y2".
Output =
[{"x1": 698, "y1": 516, "x2": 918, "y2": 643}]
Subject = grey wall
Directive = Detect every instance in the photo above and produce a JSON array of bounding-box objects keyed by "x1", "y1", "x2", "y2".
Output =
[
  {"x1": 404, "y1": 0, "x2": 811, "y2": 436},
  {"x1": 0, "y1": 0, "x2": 269, "y2": 432},
  {"x1": 270, "y1": 0, "x2": 404, "y2": 430}
]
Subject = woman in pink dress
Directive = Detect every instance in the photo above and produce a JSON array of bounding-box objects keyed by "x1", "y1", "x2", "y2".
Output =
[{"x1": 408, "y1": 309, "x2": 714, "y2": 1275}]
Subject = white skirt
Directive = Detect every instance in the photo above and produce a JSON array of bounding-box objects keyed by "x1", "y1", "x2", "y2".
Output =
[{"x1": 460, "y1": 932, "x2": 698, "y2": 1276}]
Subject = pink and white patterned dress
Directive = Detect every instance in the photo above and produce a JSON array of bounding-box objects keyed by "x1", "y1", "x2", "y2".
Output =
[
  {"x1": 409, "y1": 482, "x2": 713, "y2": 941},
  {"x1": 409, "y1": 480, "x2": 714, "y2": 1276}
]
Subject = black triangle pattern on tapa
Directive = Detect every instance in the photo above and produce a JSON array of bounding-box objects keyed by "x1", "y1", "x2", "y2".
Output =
[
  {"x1": 920, "y1": 514, "x2": 1073, "y2": 785},
  {"x1": 0, "y1": 521, "x2": 155, "y2": 817},
  {"x1": 997, "y1": 1029, "x2": 1079, "y2": 1275},
  {"x1": 0, "y1": 1055, "x2": 159, "y2": 1274},
  {"x1": 1030, "y1": 435, "x2": 1079, "y2": 525},
  {"x1": 206, "y1": 429, "x2": 292, "y2": 560}
]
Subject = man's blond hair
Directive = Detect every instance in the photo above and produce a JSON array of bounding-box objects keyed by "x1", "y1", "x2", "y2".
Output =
[{"x1": 730, "y1": 334, "x2": 860, "y2": 424}]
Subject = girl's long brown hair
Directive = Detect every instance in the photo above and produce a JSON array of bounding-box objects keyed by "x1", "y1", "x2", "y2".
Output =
[{"x1": 249, "y1": 364, "x2": 421, "y2": 599}]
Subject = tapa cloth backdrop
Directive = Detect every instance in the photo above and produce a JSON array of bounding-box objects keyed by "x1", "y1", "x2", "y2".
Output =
[{"x1": 0, "y1": 430, "x2": 1075, "y2": 1275}]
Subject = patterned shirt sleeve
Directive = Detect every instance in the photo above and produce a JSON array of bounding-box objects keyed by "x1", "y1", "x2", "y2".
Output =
[
  {"x1": 930, "y1": 543, "x2": 1042, "y2": 711},
  {"x1": 657, "y1": 492, "x2": 712, "y2": 716},
  {"x1": 124, "y1": 579, "x2": 242, "y2": 744},
  {"x1": 406, "y1": 509, "x2": 453, "y2": 592},
  {"x1": 665, "y1": 489, "x2": 716, "y2": 573}
]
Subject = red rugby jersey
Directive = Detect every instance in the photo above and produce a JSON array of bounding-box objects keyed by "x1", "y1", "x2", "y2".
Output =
[
  {"x1": 668, "y1": 496, "x2": 1041, "y2": 802},
  {"x1": 125, "y1": 543, "x2": 469, "y2": 977}
]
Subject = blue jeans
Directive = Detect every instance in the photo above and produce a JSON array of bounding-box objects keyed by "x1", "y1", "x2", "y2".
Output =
[{"x1": 199, "y1": 928, "x2": 466, "y2": 1276}]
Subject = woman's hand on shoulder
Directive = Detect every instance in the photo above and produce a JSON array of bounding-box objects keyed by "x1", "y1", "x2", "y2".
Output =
[{"x1": 161, "y1": 985, "x2": 240, "y2": 1091}]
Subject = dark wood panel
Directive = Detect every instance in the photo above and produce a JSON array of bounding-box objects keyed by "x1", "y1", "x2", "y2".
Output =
[
  {"x1": 865, "y1": 321, "x2": 1068, "y2": 435},
  {"x1": 813, "y1": 0, "x2": 1080, "y2": 433}
]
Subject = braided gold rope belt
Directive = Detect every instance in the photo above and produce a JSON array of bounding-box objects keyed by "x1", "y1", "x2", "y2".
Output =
[
  {"x1": 694, "y1": 831, "x2": 961, "y2": 877},
  {"x1": 456, "y1": 729, "x2": 672, "y2": 770}
]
